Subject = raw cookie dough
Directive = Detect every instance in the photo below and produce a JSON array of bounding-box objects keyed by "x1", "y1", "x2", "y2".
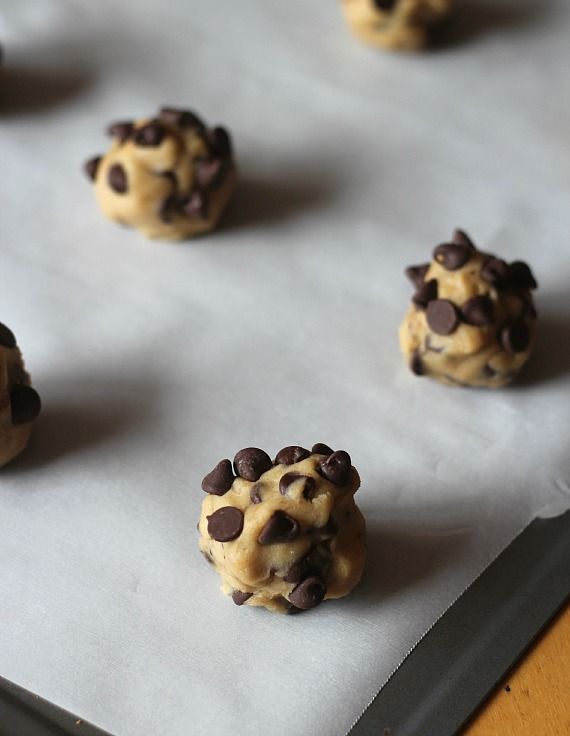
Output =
[
  {"x1": 198, "y1": 444, "x2": 366, "y2": 613},
  {"x1": 399, "y1": 230, "x2": 538, "y2": 388},
  {"x1": 84, "y1": 107, "x2": 236, "y2": 240},
  {"x1": 342, "y1": 0, "x2": 453, "y2": 51},
  {"x1": 0, "y1": 322, "x2": 41, "y2": 466}
]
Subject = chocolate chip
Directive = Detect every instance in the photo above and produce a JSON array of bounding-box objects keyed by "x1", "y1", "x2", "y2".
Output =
[
  {"x1": 84, "y1": 156, "x2": 101, "y2": 182},
  {"x1": 483, "y1": 365, "x2": 497, "y2": 378},
  {"x1": 373, "y1": 0, "x2": 398, "y2": 9},
  {"x1": 133, "y1": 121, "x2": 166, "y2": 147},
  {"x1": 207, "y1": 506, "x2": 244, "y2": 542},
  {"x1": 288, "y1": 576, "x2": 326, "y2": 610},
  {"x1": 433, "y1": 243, "x2": 471, "y2": 271},
  {"x1": 481, "y1": 257, "x2": 510, "y2": 288},
  {"x1": 274, "y1": 446, "x2": 311, "y2": 466},
  {"x1": 258, "y1": 511, "x2": 299, "y2": 545},
  {"x1": 234, "y1": 448, "x2": 273, "y2": 481},
  {"x1": 159, "y1": 107, "x2": 206, "y2": 132},
  {"x1": 195, "y1": 158, "x2": 227, "y2": 190},
  {"x1": 311, "y1": 443, "x2": 334, "y2": 456},
  {"x1": 412, "y1": 279, "x2": 438, "y2": 309},
  {"x1": 318, "y1": 450, "x2": 352, "y2": 486},
  {"x1": 509, "y1": 261, "x2": 538, "y2": 291},
  {"x1": 250, "y1": 483, "x2": 263, "y2": 504},
  {"x1": 426, "y1": 299, "x2": 461, "y2": 335},
  {"x1": 159, "y1": 194, "x2": 179, "y2": 223},
  {"x1": 405, "y1": 263, "x2": 430, "y2": 289},
  {"x1": 107, "y1": 121, "x2": 134, "y2": 142},
  {"x1": 232, "y1": 590, "x2": 253, "y2": 606},
  {"x1": 285, "y1": 547, "x2": 330, "y2": 584},
  {"x1": 500, "y1": 323, "x2": 529, "y2": 354},
  {"x1": 201, "y1": 459, "x2": 235, "y2": 495},
  {"x1": 452, "y1": 229, "x2": 476, "y2": 250},
  {"x1": 0, "y1": 322, "x2": 16, "y2": 349},
  {"x1": 207, "y1": 126, "x2": 232, "y2": 158},
  {"x1": 180, "y1": 191, "x2": 208, "y2": 219},
  {"x1": 10, "y1": 385, "x2": 41, "y2": 425},
  {"x1": 410, "y1": 351, "x2": 425, "y2": 375},
  {"x1": 461, "y1": 295, "x2": 495, "y2": 326},
  {"x1": 284, "y1": 558, "x2": 309, "y2": 584},
  {"x1": 108, "y1": 163, "x2": 128, "y2": 193},
  {"x1": 161, "y1": 170, "x2": 177, "y2": 187},
  {"x1": 279, "y1": 473, "x2": 315, "y2": 499}
]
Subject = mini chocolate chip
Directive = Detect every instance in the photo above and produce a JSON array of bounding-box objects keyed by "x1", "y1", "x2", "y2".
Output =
[
  {"x1": 108, "y1": 163, "x2": 128, "y2": 194},
  {"x1": 232, "y1": 590, "x2": 253, "y2": 606},
  {"x1": 311, "y1": 443, "x2": 334, "y2": 456},
  {"x1": 201, "y1": 459, "x2": 235, "y2": 495},
  {"x1": 207, "y1": 126, "x2": 232, "y2": 158},
  {"x1": 159, "y1": 107, "x2": 206, "y2": 132},
  {"x1": 195, "y1": 158, "x2": 227, "y2": 190},
  {"x1": 250, "y1": 483, "x2": 263, "y2": 504},
  {"x1": 410, "y1": 351, "x2": 425, "y2": 375},
  {"x1": 481, "y1": 257, "x2": 510, "y2": 288},
  {"x1": 274, "y1": 446, "x2": 311, "y2": 466},
  {"x1": 181, "y1": 191, "x2": 208, "y2": 219},
  {"x1": 452, "y1": 229, "x2": 476, "y2": 250},
  {"x1": 426, "y1": 299, "x2": 461, "y2": 335},
  {"x1": 207, "y1": 506, "x2": 244, "y2": 542},
  {"x1": 133, "y1": 121, "x2": 165, "y2": 147},
  {"x1": 412, "y1": 279, "x2": 438, "y2": 309},
  {"x1": 405, "y1": 263, "x2": 430, "y2": 289},
  {"x1": 500, "y1": 323, "x2": 529, "y2": 354},
  {"x1": 509, "y1": 261, "x2": 538, "y2": 290},
  {"x1": 288, "y1": 576, "x2": 326, "y2": 610},
  {"x1": 279, "y1": 473, "x2": 315, "y2": 499},
  {"x1": 318, "y1": 450, "x2": 352, "y2": 486},
  {"x1": 234, "y1": 448, "x2": 273, "y2": 481},
  {"x1": 10, "y1": 385, "x2": 41, "y2": 425},
  {"x1": 84, "y1": 156, "x2": 101, "y2": 182},
  {"x1": 107, "y1": 121, "x2": 134, "y2": 142},
  {"x1": 258, "y1": 511, "x2": 300, "y2": 545},
  {"x1": 374, "y1": 0, "x2": 398, "y2": 9},
  {"x1": 433, "y1": 243, "x2": 471, "y2": 271},
  {"x1": 461, "y1": 295, "x2": 495, "y2": 326},
  {"x1": 0, "y1": 322, "x2": 16, "y2": 349}
]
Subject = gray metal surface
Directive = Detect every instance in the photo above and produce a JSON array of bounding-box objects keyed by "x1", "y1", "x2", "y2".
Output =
[{"x1": 349, "y1": 511, "x2": 570, "y2": 736}]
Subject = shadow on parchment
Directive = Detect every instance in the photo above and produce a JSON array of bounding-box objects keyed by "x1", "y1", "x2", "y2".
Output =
[
  {"x1": 513, "y1": 301, "x2": 570, "y2": 388},
  {"x1": 0, "y1": 64, "x2": 93, "y2": 116}
]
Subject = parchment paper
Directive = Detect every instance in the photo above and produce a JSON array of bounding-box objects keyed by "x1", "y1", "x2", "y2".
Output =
[{"x1": 1, "y1": 1, "x2": 569, "y2": 734}]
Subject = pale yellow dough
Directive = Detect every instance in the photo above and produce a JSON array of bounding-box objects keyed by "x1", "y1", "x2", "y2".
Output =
[
  {"x1": 198, "y1": 449, "x2": 366, "y2": 613},
  {"x1": 342, "y1": 0, "x2": 453, "y2": 51}
]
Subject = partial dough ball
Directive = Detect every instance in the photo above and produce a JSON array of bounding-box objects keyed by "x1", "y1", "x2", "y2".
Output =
[
  {"x1": 342, "y1": 0, "x2": 453, "y2": 51},
  {"x1": 84, "y1": 107, "x2": 236, "y2": 240},
  {"x1": 399, "y1": 230, "x2": 538, "y2": 388},
  {"x1": 198, "y1": 444, "x2": 366, "y2": 613},
  {"x1": 0, "y1": 322, "x2": 41, "y2": 466}
]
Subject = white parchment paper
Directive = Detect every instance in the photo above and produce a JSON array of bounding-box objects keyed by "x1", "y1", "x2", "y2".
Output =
[{"x1": 1, "y1": 1, "x2": 569, "y2": 734}]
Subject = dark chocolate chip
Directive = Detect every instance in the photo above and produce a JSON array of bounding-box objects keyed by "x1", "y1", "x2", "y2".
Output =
[
  {"x1": 0, "y1": 322, "x2": 16, "y2": 349},
  {"x1": 481, "y1": 257, "x2": 510, "y2": 288},
  {"x1": 426, "y1": 299, "x2": 461, "y2": 335},
  {"x1": 195, "y1": 158, "x2": 227, "y2": 190},
  {"x1": 318, "y1": 450, "x2": 352, "y2": 486},
  {"x1": 207, "y1": 506, "x2": 244, "y2": 542},
  {"x1": 84, "y1": 156, "x2": 101, "y2": 182},
  {"x1": 108, "y1": 163, "x2": 128, "y2": 193},
  {"x1": 412, "y1": 279, "x2": 438, "y2": 309},
  {"x1": 433, "y1": 243, "x2": 471, "y2": 271},
  {"x1": 509, "y1": 261, "x2": 538, "y2": 291},
  {"x1": 207, "y1": 126, "x2": 232, "y2": 158},
  {"x1": 250, "y1": 483, "x2": 263, "y2": 504},
  {"x1": 161, "y1": 170, "x2": 178, "y2": 187},
  {"x1": 159, "y1": 107, "x2": 206, "y2": 132},
  {"x1": 288, "y1": 576, "x2": 326, "y2": 610},
  {"x1": 285, "y1": 547, "x2": 330, "y2": 584},
  {"x1": 107, "y1": 121, "x2": 134, "y2": 142},
  {"x1": 452, "y1": 229, "x2": 476, "y2": 250},
  {"x1": 180, "y1": 191, "x2": 208, "y2": 219},
  {"x1": 258, "y1": 511, "x2": 299, "y2": 545},
  {"x1": 279, "y1": 473, "x2": 315, "y2": 499},
  {"x1": 133, "y1": 121, "x2": 166, "y2": 147},
  {"x1": 201, "y1": 459, "x2": 235, "y2": 495},
  {"x1": 284, "y1": 558, "x2": 309, "y2": 584},
  {"x1": 373, "y1": 0, "x2": 398, "y2": 9},
  {"x1": 233, "y1": 447, "x2": 273, "y2": 481},
  {"x1": 410, "y1": 351, "x2": 425, "y2": 375},
  {"x1": 274, "y1": 446, "x2": 311, "y2": 466},
  {"x1": 311, "y1": 443, "x2": 334, "y2": 456},
  {"x1": 500, "y1": 323, "x2": 529, "y2": 354},
  {"x1": 405, "y1": 263, "x2": 430, "y2": 289},
  {"x1": 232, "y1": 590, "x2": 253, "y2": 606},
  {"x1": 461, "y1": 295, "x2": 495, "y2": 326},
  {"x1": 10, "y1": 385, "x2": 41, "y2": 425},
  {"x1": 483, "y1": 365, "x2": 497, "y2": 378}
]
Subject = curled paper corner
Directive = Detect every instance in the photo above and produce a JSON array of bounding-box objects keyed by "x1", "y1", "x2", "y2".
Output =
[{"x1": 536, "y1": 479, "x2": 570, "y2": 519}]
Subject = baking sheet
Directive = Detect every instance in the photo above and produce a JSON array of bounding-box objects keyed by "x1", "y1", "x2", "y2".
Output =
[{"x1": 1, "y1": 1, "x2": 569, "y2": 734}]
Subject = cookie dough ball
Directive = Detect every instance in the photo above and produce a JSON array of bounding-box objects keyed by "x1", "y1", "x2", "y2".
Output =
[
  {"x1": 399, "y1": 230, "x2": 538, "y2": 388},
  {"x1": 342, "y1": 0, "x2": 453, "y2": 51},
  {"x1": 0, "y1": 322, "x2": 41, "y2": 466},
  {"x1": 84, "y1": 107, "x2": 236, "y2": 240},
  {"x1": 198, "y1": 444, "x2": 366, "y2": 613}
]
